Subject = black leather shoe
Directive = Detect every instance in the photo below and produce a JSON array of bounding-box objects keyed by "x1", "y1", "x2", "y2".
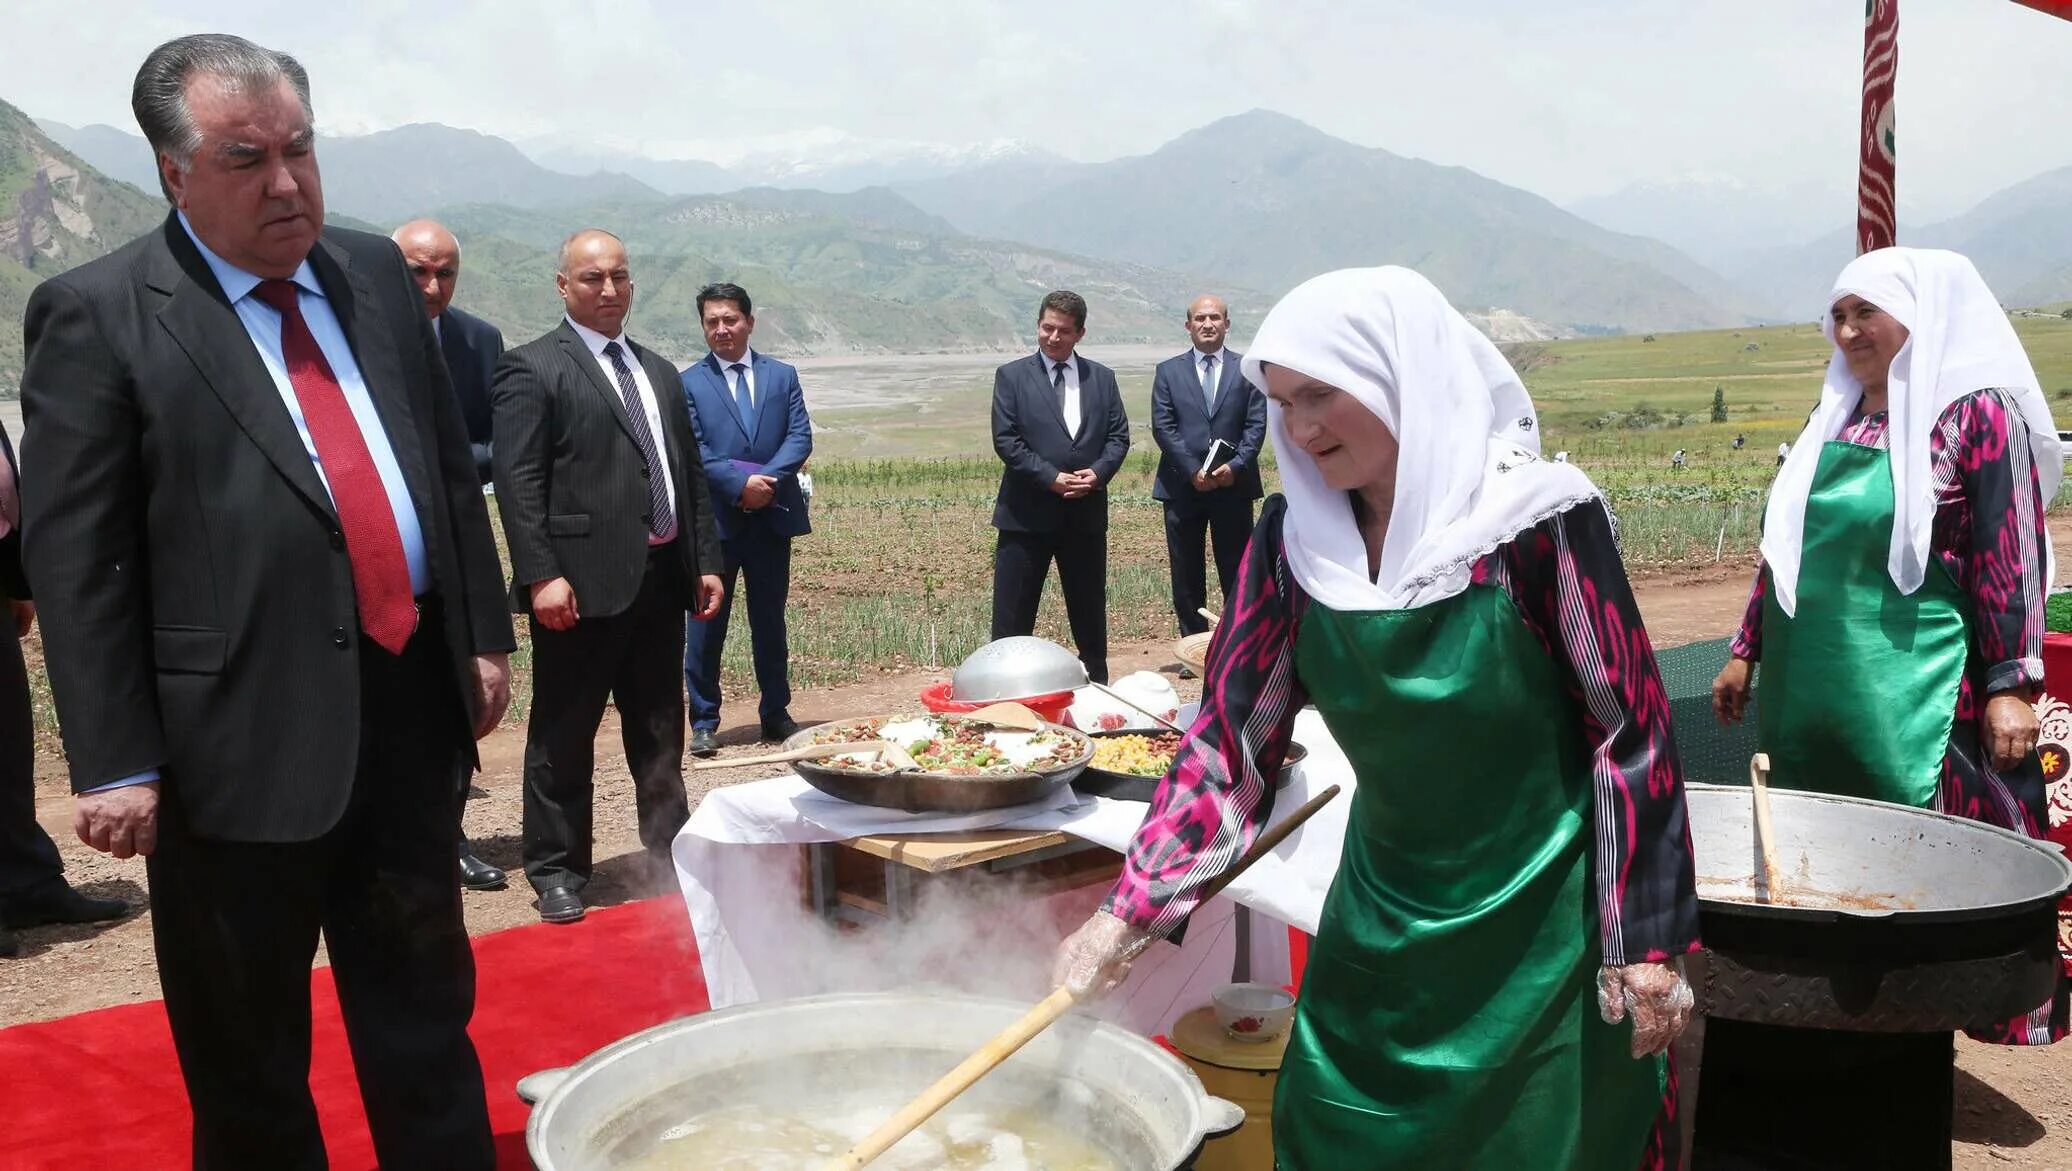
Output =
[
  {"x1": 0, "y1": 923, "x2": 19, "y2": 958},
  {"x1": 536, "y1": 885, "x2": 585, "y2": 924},
  {"x1": 2, "y1": 882, "x2": 129, "y2": 928},
  {"x1": 458, "y1": 845, "x2": 507, "y2": 892},
  {"x1": 689, "y1": 728, "x2": 719, "y2": 756},
  {"x1": 760, "y1": 716, "x2": 802, "y2": 743}
]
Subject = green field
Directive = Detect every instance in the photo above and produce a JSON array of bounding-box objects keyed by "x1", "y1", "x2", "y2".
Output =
[
  {"x1": 24, "y1": 317, "x2": 2072, "y2": 746},
  {"x1": 700, "y1": 315, "x2": 2072, "y2": 692}
]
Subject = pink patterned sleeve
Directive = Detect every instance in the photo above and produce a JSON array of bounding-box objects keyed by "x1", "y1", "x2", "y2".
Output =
[
  {"x1": 1937, "y1": 389, "x2": 2047, "y2": 695},
  {"x1": 1101, "y1": 498, "x2": 1307, "y2": 936},
  {"x1": 1482, "y1": 501, "x2": 1702, "y2": 965},
  {"x1": 1729, "y1": 563, "x2": 1766, "y2": 661}
]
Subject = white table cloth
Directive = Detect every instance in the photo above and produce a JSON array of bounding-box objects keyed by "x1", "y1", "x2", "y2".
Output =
[{"x1": 672, "y1": 707, "x2": 1355, "y2": 1036}]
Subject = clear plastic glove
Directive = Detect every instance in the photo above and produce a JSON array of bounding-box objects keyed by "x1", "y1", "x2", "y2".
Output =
[
  {"x1": 1051, "y1": 910, "x2": 1157, "y2": 999},
  {"x1": 1597, "y1": 957, "x2": 1694, "y2": 1059}
]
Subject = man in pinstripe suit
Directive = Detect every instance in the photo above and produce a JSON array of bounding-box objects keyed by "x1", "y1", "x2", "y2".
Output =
[{"x1": 491, "y1": 229, "x2": 724, "y2": 925}]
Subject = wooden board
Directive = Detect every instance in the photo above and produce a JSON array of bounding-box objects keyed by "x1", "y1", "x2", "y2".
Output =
[{"x1": 843, "y1": 829, "x2": 1081, "y2": 873}]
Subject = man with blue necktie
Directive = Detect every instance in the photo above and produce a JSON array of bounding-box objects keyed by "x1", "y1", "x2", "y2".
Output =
[
  {"x1": 679, "y1": 283, "x2": 814, "y2": 755},
  {"x1": 1150, "y1": 295, "x2": 1266, "y2": 639}
]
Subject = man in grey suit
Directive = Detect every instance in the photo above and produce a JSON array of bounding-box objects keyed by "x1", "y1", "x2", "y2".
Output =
[
  {"x1": 393, "y1": 217, "x2": 507, "y2": 892},
  {"x1": 22, "y1": 35, "x2": 514, "y2": 1166},
  {"x1": 1150, "y1": 295, "x2": 1266, "y2": 637},
  {"x1": 491, "y1": 229, "x2": 724, "y2": 925},
  {"x1": 989, "y1": 290, "x2": 1131, "y2": 684}
]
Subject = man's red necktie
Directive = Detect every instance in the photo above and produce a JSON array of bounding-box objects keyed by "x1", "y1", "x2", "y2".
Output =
[{"x1": 252, "y1": 279, "x2": 416, "y2": 654}]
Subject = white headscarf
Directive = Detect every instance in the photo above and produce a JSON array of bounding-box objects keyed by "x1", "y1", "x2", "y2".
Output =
[
  {"x1": 1241, "y1": 267, "x2": 1602, "y2": 611},
  {"x1": 1760, "y1": 247, "x2": 2061, "y2": 616}
]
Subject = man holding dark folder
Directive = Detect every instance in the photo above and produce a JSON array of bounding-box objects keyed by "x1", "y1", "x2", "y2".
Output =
[
  {"x1": 1150, "y1": 295, "x2": 1266, "y2": 636},
  {"x1": 680, "y1": 283, "x2": 813, "y2": 755}
]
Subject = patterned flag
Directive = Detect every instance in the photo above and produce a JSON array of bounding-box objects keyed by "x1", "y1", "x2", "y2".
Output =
[{"x1": 1856, "y1": 0, "x2": 1899, "y2": 255}]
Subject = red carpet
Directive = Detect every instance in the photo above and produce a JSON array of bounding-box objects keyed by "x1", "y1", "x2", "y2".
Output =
[{"x1": 0, "y1": 896, "x2": 707, "y2": 1170}]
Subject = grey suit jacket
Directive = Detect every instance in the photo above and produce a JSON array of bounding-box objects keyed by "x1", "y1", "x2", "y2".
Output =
[{"x1": 490, "y1": 321, "x2": 722, "y2": 619}]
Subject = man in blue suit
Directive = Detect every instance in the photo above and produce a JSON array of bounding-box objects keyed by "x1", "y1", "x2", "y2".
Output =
[
  {"x1": 679, "y1": 283, "x2": 812, "y2": 754},
  {"x1": 1150, "y1": 295, "x2": 1266, "y2": 637}
]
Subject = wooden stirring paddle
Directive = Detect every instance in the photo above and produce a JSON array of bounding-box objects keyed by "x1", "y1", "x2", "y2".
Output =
[
  {"x1": 1749, "y1": 753, "x2": 1784, "y2": 903},
  {"x1": 690, "y1": 739, "x2": 919, "y2": 772},
  {"x1": 823, "y1": 783, "x2": 1343, "y2": 1171}
]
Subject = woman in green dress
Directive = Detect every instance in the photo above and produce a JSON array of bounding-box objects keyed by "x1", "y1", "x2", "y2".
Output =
[
  {"x1": 1055, "y1": 267, "x2": 1702, "y2": 1170},
  {"x1": 1699, "y1": 247, "x2": 2065, "y2": 1166},
  {"x1": 1711, "y1": 246, "x2": 2064, "y2": 1045}
]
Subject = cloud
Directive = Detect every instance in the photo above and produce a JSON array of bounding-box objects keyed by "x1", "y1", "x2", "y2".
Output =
[{"x1": 5, "y1": 0, "x2": 2068, "y2": 219}]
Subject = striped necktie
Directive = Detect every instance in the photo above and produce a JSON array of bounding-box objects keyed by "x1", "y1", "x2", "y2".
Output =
[{"x1": 603, "y1": 342, "x2": 675, "y2": 540}]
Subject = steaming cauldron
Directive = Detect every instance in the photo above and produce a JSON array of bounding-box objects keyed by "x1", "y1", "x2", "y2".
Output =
[{"x1": 517, "y1": 991, "x2": 1246, "y2": 1169}]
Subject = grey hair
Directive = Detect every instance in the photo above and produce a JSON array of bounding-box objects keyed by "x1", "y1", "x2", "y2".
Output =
[{"x1": 131, "y1": 33, "x2": 312, "y2": 202}]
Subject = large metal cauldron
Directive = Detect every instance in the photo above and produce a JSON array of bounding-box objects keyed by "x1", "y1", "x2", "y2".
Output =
[
  {"x1": 1685, "y1": 782, "x2": 2072, "y2": 1031},
  {"x1": 517, "y1": 991, "x2": 1246, "y2": 1170}
]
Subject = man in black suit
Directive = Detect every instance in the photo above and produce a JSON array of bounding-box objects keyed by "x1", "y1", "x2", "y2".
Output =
[
  {"x1": 393, "y1": 217, "x2": 508, "y2": 892},
  {"x1": 989, "y1": 290, "x2": 1131, "y2": 684},
  {"x1": 0, "y1": 421, "x2": 128, "y2": 958},
  {"x1": 21, "y1": 35, "x2": 514, "y2": 1167},
  {"x1": 1150, "y1": 295, "x2": 1266, "y2": 637},
  {"x1": 491, "y1": 229, "x2": 723, "y2": 926},
  {"x1": 393, "y1": 219, "x2": 503, "y2": 485}
]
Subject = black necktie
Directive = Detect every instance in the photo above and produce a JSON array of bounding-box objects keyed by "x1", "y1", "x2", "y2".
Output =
[{"x1": 603, "y1": 342, "x2": 674, "y2": 540}]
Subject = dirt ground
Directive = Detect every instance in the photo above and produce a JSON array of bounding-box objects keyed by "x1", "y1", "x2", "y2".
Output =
[{"x1": 4, "y1": 551, "x2": 2068, "y2": 1169}]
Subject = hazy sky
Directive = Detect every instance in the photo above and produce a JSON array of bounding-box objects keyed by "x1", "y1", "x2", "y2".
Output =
[{"x1": 7, "y1": 0, "x2": 2068, "y2": 218}]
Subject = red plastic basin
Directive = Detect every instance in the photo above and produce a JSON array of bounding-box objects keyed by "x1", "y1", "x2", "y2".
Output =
[{"x1": 919, "y1": 679, "x2": 1075, "y2": 725}]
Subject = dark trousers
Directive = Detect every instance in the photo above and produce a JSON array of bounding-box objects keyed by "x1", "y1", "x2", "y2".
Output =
[
  {"x1": 145, "y1": 608, "x2": 491, "y2": 1171},
  {"x1": 522, "y1": 548, "x2": 690, "y2": 893},
  {"x1": 684, "y1": 527, "x2": 793, "y2": 730},
  {"x1": 991, "y1": 528, "x2": 1109, "y2": 685},
  {"x1": 1163, "y1": 500, "x2": 1254, "y2": 636},
  {"x1": 0, "y1": 616, "x2": 64, "y2": 899}
]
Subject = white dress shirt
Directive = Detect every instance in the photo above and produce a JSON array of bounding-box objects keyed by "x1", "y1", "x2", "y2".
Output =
[
  {"x1": 1044, "y1": 353, "x2": 1082, "y2": 439},
  {"x1": 714, "y1": 347, "x2": 758, "y2": 411},
  {"x1": 565, "y1": 316, "x2": 679, "y2": 545},
  {"x1": 1195, "y1": 345, "x2": 1227, "y2": 408},
  {"x1": 178, "y1": 213, "x2": 430, "y2": 592}
]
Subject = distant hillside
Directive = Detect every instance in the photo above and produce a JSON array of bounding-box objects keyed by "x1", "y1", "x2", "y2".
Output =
[
  {"x1": 897, "y1": 110, "x2": 1767, "y2": 334},
  {"x1": 1717, "y1": 164, "x2": 2072, "y2": 315},
  {"x1": 528, "y1": 136, "x2": 1065, "y2": 195},
  {"x1": 429, "y1": 192, "x2": 1262, "y2": 361},
  {"x1": 43, "y1": 119, "x2": 669, "y2": 224},
  {"x1": 33, "y1": 118, "x2": 160, "y2": 193},
  {"x1": 0, "y1": 101, "x2": 164, "y2": 392}
]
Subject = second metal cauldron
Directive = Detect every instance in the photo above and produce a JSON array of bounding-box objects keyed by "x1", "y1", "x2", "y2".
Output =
[{"x1": 1684, "y1": 782, "x2": 2071, "y2": 1031}]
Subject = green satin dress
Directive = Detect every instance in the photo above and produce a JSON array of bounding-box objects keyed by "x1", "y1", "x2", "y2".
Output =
[
  {"x1": 1757, "y1": 441, "x2": 1969, "y2": 807},
  {"x1": 1273, "y1": 590, "x2": 1666, "y2": 1170}
]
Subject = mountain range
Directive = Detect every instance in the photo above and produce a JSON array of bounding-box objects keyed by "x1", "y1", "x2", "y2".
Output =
[
  {"x1": 1570, "y1": 167, "x2": 2072, "y2": 316},
  {"x1": 8, "y1": 104, "x2": 2071, "y2": 391}
]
